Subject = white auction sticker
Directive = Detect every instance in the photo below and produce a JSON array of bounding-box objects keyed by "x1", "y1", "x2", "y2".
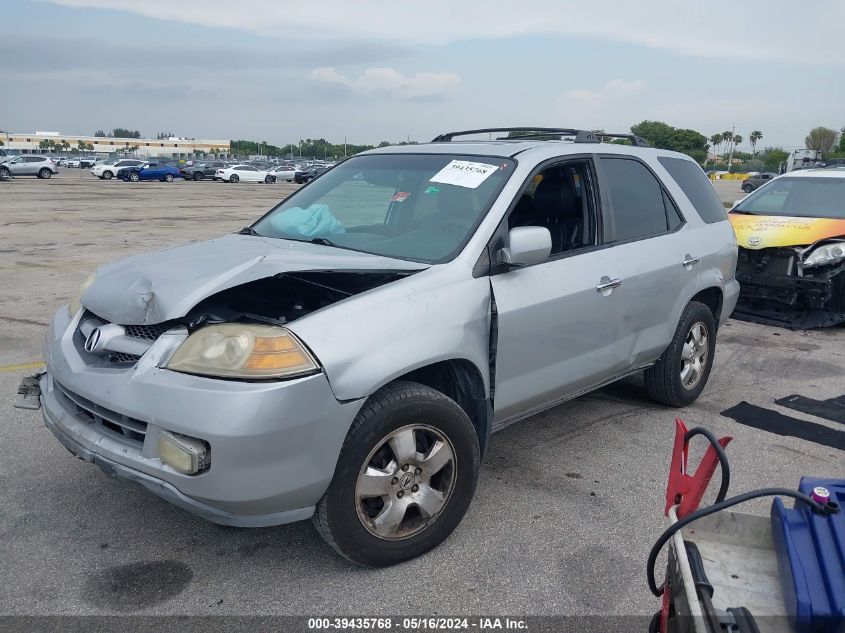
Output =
[{"x1": 429, "y1": 160, "x2": 499, "y2": 189}]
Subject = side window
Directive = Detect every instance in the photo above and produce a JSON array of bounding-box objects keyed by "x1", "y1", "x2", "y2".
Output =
[
  {"x1": 663, "y1": 190, "x2": 684, "y2": 231},
  {"x1": 507, "y1": 160, "x2": 597, "y2": 256},
  {"x1": 657, "y1": 156, "x2": 727, "y2": 223},
  {"x1": 602, "y1": 158, "x2": 669, "y2": 241},
  {"x1": 26, "y1": 156, "x2": 42, "y2": 163}
]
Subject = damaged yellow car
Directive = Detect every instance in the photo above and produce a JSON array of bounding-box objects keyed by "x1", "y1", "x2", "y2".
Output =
[{"x1": 729, "y1": 168, "x2": 845, "y2": 328}]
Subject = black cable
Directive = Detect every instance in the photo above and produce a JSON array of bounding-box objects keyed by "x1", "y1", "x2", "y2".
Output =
[
  {"x1": 647, "y1": 487, "x2": 836, "y2": 596},
  {"x1": 682, "y1": 427, "x2": 731, "y2": 504}
]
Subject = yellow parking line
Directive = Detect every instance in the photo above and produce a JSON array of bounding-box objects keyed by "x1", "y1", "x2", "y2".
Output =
[{"x1": 0, "y1": 361, "x2": 44, "y2": 373}]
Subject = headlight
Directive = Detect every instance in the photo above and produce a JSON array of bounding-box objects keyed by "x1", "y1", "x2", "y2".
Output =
[
  {"x1": 68, "y1": 272, "x2": 96, "y2": 317},
  {"x1": 166, "y1": 324, "x2": 318, "y2": 379},
  {"x1": 803, "y1": 242, "x2": 845, "y2": 268}
]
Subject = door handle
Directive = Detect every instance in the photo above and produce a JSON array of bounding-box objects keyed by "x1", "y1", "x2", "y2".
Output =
[
  {"x1": 682, "y1": 255, "x2": 701, "y2": 267},
  {"x1": 596, "y1": 276, "x2": 622, "y2": 292}
]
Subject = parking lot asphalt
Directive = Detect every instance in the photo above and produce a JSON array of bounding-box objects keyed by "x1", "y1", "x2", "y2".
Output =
[{"x1": 1, "y1": 171, "x2": 842, "y2": 616}]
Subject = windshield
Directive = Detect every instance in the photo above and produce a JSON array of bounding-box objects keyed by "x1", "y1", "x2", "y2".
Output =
[
  {"x1": 252, "y1": 153, "x2": 515, "y2": 263},
  {"x1": 734, "y1": 176, "x2": 845, "y2": 219}
]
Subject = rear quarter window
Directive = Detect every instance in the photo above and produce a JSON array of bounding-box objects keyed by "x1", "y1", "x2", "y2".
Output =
[{"x1": 658, "y1": 156, "x2": 727, "y2": 223}]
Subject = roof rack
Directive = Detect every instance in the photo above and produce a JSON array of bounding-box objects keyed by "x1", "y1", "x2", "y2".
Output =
[{"x1": 430, "y1": 127, "x2": 649, "y2": 147}]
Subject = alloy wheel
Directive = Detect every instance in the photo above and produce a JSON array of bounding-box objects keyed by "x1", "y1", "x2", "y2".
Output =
[
  {"x1": 680, "y1": 321, "x2": 708, "y2": 390},
  {"x1": 355, "y1": 424, "x2": 456, "y2": 540}
]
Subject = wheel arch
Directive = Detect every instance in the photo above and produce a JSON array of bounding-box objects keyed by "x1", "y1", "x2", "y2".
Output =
[
  {"x1": 385, "y1": 359, "x2": 491, "y2": 456},
  {"x1": 690, "y1": 286, "x2": 723, "y2": 326}
]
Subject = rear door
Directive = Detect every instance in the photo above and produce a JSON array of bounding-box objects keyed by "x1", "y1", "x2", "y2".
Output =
[{"x1": 596, "y1": 156, "x2": 700, "y2": 365}]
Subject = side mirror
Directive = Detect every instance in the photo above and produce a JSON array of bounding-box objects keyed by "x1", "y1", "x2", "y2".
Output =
[{"x1": 499, "y1": 226, "x2": 552, "y2": 267}]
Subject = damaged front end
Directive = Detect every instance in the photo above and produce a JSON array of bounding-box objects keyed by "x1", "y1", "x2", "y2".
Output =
[
  {"x1": 73, "y1": 270, "x2": 416, "y2": 370},
  {"x1": 732, "y1": 240, "x2": 845, "y2": 329}
]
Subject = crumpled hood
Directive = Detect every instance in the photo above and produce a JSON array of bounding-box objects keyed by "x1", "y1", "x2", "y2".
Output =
[
  {"x1": 729, "y1": 213, "x2": 845, "y2": 250},
  {"x1": 82, "y1": 233, "x2": 425, "y2": 324}
]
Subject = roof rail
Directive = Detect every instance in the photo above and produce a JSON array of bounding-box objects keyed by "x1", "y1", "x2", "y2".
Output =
[{"x1": 430, "y1": 127, "x2": 649, "y2": 147}]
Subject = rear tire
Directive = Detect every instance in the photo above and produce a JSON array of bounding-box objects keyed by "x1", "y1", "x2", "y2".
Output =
[
  {"x1": 644, "y1": 301, "x2": 717, "y2": 407},
  {"x1": 38, "y1": 168, "x2": 52, "y2": 179},
  {"x1": 229, "y1": 174, "x2": 239, "y2": 183},
  {"x1": 193, "y1": 172, "x2": 203, "y2": 181},
  {"x1": 264, "y1": 175, "x2": 274, "y2": 184},
  {"x1": 164, "y1": 174, "x2": 174, "y2": 182},
  {"x1": 0, "y1": 166, "x2": 11, "y2": 179},
  {"x1": 129, "y1": 172, "x2": 140, "y2": 182},
  {"x1": 742, "y1": 184, "x2": 754, "y2": 193},
  {"x1": 313, "y1": 381, "x2": 480, "y2": 567}
]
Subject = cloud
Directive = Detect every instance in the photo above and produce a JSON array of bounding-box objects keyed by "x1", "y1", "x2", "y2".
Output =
[
  {"x1": 555, "y1": 80, "x2": 647, "y2": 129},
  {"x1": 311, "y1": 67, "x2": 460, "y2": 100},
  {"x1": 42, "y1": 0, "x2": 845, "y2": 65}
]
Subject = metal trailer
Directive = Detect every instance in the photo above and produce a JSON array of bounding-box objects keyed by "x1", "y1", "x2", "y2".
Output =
[{"x1": 661, "y1": 507, "x2": 794, "y2": 633}]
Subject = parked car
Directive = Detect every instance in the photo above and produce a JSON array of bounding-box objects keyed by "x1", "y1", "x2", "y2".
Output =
[
  {"x1": 64, "y1": 157, "x2": 81, "y2": 168},
  {"x1": 741, "y1": 172, "x2": 777, "y2": 193},
  {"x1": 78, "y1": 158, "x2": 97, "y2": 169},
  {"x1": 215, "y1": 164, "x2": 275, "y2": 183},
  {"x1": 729, "y1": 168, "x2": 845, "y2": 328},
  {"x1": 0, "y1": 155, "x2": 58, "y2": 179},
  {"x1": 180, "y1": 161, "x2": 226, "y2": 181},
  {"x1": 30, "y1": 127, "x2": 739, "y2": 566},
  {"x1": 91, "y1": 159, "x2": 145, "y2": 180},
  {"x1": 268, "y1": 165, "x2": 296, "y2": 182},
  {"x1": 117, "y1": 162, "x2": 182, "y2": 182},
  {"x1": 294, "y1": 165, "x2": 327, "y2": 183}
]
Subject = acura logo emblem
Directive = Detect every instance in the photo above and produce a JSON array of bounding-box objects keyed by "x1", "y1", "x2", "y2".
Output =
[{"x1": 84, "y1": 328, "x2": 102, "y2": 353}]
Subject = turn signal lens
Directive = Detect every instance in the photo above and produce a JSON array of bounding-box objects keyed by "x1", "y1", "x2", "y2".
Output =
[{"x1": 166, "y1": 324, "x2": 318, "y2": 379}]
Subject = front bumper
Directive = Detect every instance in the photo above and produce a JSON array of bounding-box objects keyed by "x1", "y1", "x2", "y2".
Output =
[
  {"x1": 733, "y1": 249, "x2": 845, "y2": 328},
  {"x1": 40, "y1": 307, "x2": 364, "y2": 526}
]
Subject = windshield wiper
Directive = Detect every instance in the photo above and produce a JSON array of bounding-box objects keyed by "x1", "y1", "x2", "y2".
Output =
[
  {"x1": 309, "y1": 237, "x2": 339, "y2": 247},
  {"x1": 238, "y1": 226, "x2": 260, "y2": 236},
  {"x1": 730, "y1": 209, "x2": 758, "y2": 215}
]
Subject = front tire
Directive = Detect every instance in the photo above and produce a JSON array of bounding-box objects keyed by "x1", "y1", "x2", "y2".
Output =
[
  {"x1": 0, "y1": 166, "x2": 11, "y2": 179},
  {"x1": 229, "y1": 174, "x2": 239, "y2": 183},
  {"x1": 193, "y1": 172, "x2": 203, "y2": 181},
  {"x1": 313, "y1": 381, "x2": 480, "y2": 567},
  {"x1": 742, "y1": 184, "x2": 754, "y2": 193},
  {"x1": 163, "y1": 174, "x2": 174, "y2": 182},
  {"x1": 129, "y1": 172, "x2": 140, "y2": 182},
  {"x1": 645, "y1": 301, "x2": 717, "y2": 407},
  {"x1": 38, "y1": 168, "x2": 52, "y2": 179},
  {"x1": 265, "y1": 175, "x2": 274, "y2": 183},
  {"x1": 102, "y1": 171, "x2": 113, "y2": 180}
]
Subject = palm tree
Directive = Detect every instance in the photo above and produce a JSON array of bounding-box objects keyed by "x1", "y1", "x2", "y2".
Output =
[
  {"x1": 732, "y1": 134, "x2": 743, "y2": 151},
  {"x1": 709, "y1": 134, "x2": 722, "y2": 161},
  {"x1": 722, "y1": 130, "x2": 733, "y2": 159},
  {"x1": 749, "y1": 131, "x2": 762, "y2": 157}
]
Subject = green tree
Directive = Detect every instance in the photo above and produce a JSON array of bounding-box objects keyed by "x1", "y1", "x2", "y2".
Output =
[
  {"x1": 760, "y1": 147, "x2": 789, "y2": 172},
  {"x1": 60, "y1": 141, "x2": 71, "y2": 153},
  {"x1": 38, "y1": 139, "x2": 55, "y2": 151},
  {"x1": 749, "y1": 130, "x2": 762, "y2": 156},
  {"x1": 0, "y1": 139, "x2": 4, "y2": 146},
  {"x1": 94, "y1": 130, "x2": 107, "y2": 137},
  {"x1": 112, "y1": 128, "x2": 141, "y2": 139},
  {"x1": 630, "y1": 121, "x2": 709, "y2": 163},
  {"x1": 839, "y1": 127, "x2": 845, "y2": 153},
  {"x1": 709, "y1": 133, "x2": 723, "y2": 159},
  {"x1": 805, "y1": 126, "x2": 839, "y2": 154}
]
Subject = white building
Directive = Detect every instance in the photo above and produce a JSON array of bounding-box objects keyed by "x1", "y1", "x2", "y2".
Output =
[{"x1": 1, "y1": 131, "x2": 230, "y2": 158}]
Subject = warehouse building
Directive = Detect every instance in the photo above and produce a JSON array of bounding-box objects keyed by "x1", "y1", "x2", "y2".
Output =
[{"x1": 1, "y1": 131, "x2": 230, "y2": 158}]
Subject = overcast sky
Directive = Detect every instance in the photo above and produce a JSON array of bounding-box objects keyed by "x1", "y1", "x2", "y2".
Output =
[{"x1": 2, "y1": 0, "x2": 843, "y2": 150}]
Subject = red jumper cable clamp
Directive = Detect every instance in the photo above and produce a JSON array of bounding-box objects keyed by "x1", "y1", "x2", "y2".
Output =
[{"x1": 664, "y1": 418, "x2": 732, "y2": 519}]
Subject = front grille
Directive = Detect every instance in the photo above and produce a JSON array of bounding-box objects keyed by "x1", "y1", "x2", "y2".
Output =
[
  {"x1": 110, "y1": 352, "x2": 141, "y2": 364},
  {"x1": 123, "y1": 323, "x2": 173, "y2": 340},
  {"x1": 737, "y1": 248, "x2": 796, "y2": 276},
  {"x1": 54, "y1": 381, "x2": 147, "y2": 445}
]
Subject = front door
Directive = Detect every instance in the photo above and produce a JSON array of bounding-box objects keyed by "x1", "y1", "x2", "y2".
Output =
[{"x1": 489, "y1": 158, "x2": 629, "y2": 425}]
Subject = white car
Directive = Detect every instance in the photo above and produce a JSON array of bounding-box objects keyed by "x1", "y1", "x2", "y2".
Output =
[
  {"x1": 64, "y1": 158, "x2": 81, "y2": 168},
  {"x1": 215, "y1": 164, "x2": 275, "y2": 183},
  {"x1": 91, "y1": 159, "x2": 145, "y2": 180},
  {"x1": 269, "y1": 165, "x2": 296, "y2": 181}
]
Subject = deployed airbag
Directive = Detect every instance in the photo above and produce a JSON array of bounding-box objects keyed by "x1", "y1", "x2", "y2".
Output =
[{"x1": 269, "y1": 204, "x2": 346, "y2": 238}]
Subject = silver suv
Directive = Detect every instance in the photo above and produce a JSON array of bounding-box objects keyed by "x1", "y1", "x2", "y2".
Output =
[
  {"x1": 0, "y1": 155, "x2": 58, "y2": 179},
  {"x1": 25, "y1": 127, "x2": 739, "y2": 566}
]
